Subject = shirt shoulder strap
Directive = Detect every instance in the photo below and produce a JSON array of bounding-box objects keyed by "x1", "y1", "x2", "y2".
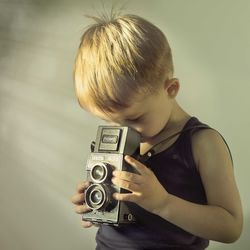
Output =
[{"x1": 139, "y1": 124, "x2": 233, "y2": 166}]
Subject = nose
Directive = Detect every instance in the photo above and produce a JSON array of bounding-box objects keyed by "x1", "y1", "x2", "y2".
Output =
[{"x1": 126, "y1": 124, "x2": 142, "y2": 135}]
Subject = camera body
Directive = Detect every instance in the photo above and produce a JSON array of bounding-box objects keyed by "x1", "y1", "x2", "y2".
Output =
[{"x1": 82, "y1": 126, "x2": 141, "y2": 226}]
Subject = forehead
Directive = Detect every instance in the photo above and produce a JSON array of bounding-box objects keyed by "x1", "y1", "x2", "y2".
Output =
[{"x1": 90, "y1": 96, "x2": 152, "y2": 121}]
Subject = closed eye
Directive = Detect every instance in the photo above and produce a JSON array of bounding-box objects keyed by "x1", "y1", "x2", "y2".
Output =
[{"x1": 126, "y1": 115, "x2": 144, "y2": 123}]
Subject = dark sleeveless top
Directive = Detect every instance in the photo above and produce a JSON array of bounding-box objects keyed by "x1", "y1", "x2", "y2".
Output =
[{"x1": 96, "y1": 117, "x2": 211, "y2": 250}]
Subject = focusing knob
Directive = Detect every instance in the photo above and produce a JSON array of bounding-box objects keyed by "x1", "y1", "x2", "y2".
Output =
[{"x1": 90, "y1": 141, "x2": 95, "y2": 152}]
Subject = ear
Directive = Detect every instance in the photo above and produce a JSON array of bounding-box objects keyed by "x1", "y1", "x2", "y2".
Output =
[{"x1": 164, "y1": 78, "x2": 180, "y2": 98}]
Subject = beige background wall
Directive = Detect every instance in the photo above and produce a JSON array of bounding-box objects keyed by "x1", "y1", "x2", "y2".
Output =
[{"x1": 0, "y1": 0, "x2": 249, "y2": 249}]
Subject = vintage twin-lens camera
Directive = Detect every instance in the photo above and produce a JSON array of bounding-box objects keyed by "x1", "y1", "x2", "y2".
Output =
[{"x1": 82, "y1": 126, "x2": 141, "y2": 225}]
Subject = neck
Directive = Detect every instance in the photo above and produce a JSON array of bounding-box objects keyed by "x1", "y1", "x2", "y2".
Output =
[
  {"x1": 140, "y1": 101, "x2": 191, "y2": 154},
  {"x1": 164, "y1": 101, "x2": 191, "y2": 132}
]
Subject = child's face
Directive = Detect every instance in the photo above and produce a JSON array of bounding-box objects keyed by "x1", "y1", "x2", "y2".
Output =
[{"x1": 90, "y1": 85, "x2": 175, "y2": 142}]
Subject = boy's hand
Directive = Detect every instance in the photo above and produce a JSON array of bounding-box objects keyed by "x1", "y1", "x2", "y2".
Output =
[
  {"x1": 71, "y1": 181, "x2": 94, "y2": 228},
  {"x1": 112, "y1": 155, "x2": 169, "y2": 215}
]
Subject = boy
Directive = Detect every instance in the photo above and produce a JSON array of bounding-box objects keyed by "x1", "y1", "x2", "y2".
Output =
[{"x1": 71, "y1": 13, "x2": 243, "y2": 249}]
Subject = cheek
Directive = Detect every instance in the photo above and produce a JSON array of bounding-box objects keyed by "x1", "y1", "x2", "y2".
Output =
[
  {"x1": 129, "y1": 114, "x2": 167, "y2": 137},
  {"x1": 135, "y1": 123, "x2": 160, "y2": 138},
  {"x1": 141, "y1": 117, "x2": 168, "y2": 137}
]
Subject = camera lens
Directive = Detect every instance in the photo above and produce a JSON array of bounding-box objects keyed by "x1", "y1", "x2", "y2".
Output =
[
  {"x1": 85, "y1": 184, "x2": 106, "y2": 210},
  {"x1": 90, "y1": 189, "x2": 104, "y2": 205},
  {"x1": 85, "y1": 184, "x2": 116, "y2": 211},
  {"x1": 92, "y1": 165, "x2": 106, "y2": 181},
  {"x1": 90, "y1": 162, "x2": 113, "y2": 183}
]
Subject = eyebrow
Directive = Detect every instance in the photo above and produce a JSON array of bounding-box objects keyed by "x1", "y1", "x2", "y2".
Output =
[{"x1": 98, "y1": 112, "x2": 145, "y2": 123}]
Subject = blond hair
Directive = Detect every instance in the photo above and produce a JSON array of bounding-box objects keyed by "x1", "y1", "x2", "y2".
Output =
[{"x1": 74, "y1": 13, "x2": 174, "y2": 112}]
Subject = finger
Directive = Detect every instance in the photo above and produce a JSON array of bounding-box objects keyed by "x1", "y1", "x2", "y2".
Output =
[
  {"x1": 124, "y1": 155, "x2": 148, "y2": 175},
  {"x1": 74, "y1": 204, "x2": 92, "y2": 214},
  {"x1": 112, "y1": 170, "x2": 142, "y2": 184},
  {"x1": 76, "y1": 181, "x2": 91, "y2": 193},
  {"x1": 112, "y1": 177, "x2": 140, "y2": 193},
  {"x1": 113, "y1": 192, "x2": 137, "y2": 203},
  {"x1": 81, "y1": 220, "x2": 93, "y2": 228},
  {"x1": 71, "y1": 193, "x2": 85, "y2": 204}
]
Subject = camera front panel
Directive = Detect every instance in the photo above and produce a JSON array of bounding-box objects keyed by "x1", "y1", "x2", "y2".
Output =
[{"x1": 83, "y1": 153, "x2": 135, "y2": 224}]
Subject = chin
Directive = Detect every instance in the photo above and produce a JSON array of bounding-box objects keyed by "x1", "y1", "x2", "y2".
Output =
[{"x1": 140, "y1": 128, "x2": 165, "y2": 142}]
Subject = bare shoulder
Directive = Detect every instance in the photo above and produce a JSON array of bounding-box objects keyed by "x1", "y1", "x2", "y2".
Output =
[
  {"x1": 191, "y1": 128, "x2": 232, "y2": 172},
  {"x1": 191, "y1": 128, "x2": 242, "y2": 218}
]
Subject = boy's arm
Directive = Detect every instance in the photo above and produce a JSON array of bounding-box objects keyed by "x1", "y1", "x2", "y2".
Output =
[
  {"x1": 112, "y1": 130, "x2": 243, "y2": 243},
  {"x1": 158, "y1": 129, "x2": 243, "y2": 242}
]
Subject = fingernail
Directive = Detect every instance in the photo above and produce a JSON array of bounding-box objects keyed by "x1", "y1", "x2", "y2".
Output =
[{"x1": 124, "y1": 155, "x2": 130, "y2": 160}]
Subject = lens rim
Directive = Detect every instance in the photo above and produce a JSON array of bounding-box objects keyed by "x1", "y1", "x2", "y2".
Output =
[
  {"x1": 90, "y1": 162, "x2": 109, "y2": 183},
  {"x1": 85, "y1": 184, "x2": 107, "y2": 210}
]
